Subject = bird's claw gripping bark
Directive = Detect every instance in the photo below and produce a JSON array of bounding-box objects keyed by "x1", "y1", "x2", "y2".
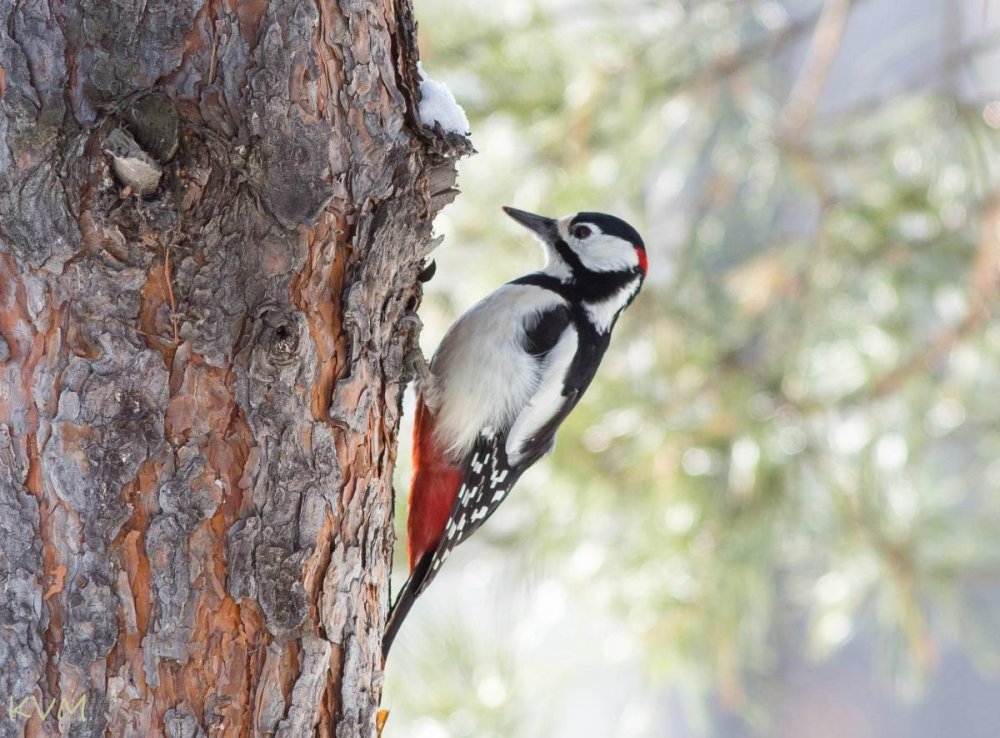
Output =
[{"x1": 401, "y1": 312, "x2": 432, "y2": 388}]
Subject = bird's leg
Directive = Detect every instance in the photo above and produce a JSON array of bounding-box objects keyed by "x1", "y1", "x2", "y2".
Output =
[{"x1": 401, "y1": 312, "x2": 433, "y2": 388}]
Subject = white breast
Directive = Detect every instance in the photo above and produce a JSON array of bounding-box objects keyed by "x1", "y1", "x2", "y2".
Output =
[{"x1": 426, "y1": 284, "x2": 569, "y2": 460}]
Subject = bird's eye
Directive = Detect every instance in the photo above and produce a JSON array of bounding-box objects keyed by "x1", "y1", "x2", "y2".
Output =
[{"x1": 572, "y1": 225, "x2": 592, "y2": 239}]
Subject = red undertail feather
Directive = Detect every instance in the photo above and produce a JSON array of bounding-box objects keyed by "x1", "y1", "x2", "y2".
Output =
[{"x1": 407, "y1": 396, "x2": 463, "y2": 571}]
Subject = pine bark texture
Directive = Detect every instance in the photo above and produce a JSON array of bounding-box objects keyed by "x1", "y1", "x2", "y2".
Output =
[{"x1": 0, "y1": 1, "x2": 468, "y2": 736}]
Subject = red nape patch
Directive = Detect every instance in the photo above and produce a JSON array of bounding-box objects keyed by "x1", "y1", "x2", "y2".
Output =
[
  {"x1": 636, "y1": 246, "x2": 648, "y2": 275},
  {"x1": 407, "y1": 397, "x2": 463, "y2": 571}
]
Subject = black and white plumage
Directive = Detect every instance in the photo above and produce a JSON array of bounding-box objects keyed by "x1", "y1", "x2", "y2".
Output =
[{"x1": 384, "y1": 206, "x2": 647, "y2": 658}]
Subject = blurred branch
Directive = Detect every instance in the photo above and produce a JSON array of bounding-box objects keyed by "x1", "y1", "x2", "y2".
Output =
[
  {"x1": 850, "y1": 195, "x2": 1000, "y2": 403},
  {"x1": 778, "y1": 0, "x2": 855, "y2": 142},
  {"x1": 821, "y1": 29, "x2": 1000, "y2": 124},
  {"x1": 660, "y1": 5, "x2": 859, "y2": 96},
  {"x1": 771, "y1": 0, "x2": 859, "y2": 368},
  {"x1": 678, "y1": 11, "x2": 821, "y2": 89},
  {"x1": 811, "y1": 451, "x2": 935, "y2": 674}
]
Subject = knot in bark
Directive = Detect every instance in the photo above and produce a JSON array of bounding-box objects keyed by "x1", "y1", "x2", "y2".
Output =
[
  {"x1": 235, "y1": 301, "x2": 316, "y2": 433},
  {"x1": 251, "y1": 302, "x2": 305, "y2": 371},
  {"x1": 122, "y1": 91, "x2": 180, "y2": 164}
]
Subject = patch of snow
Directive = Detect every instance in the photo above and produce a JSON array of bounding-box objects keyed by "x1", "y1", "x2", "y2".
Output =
[{"x1": 417, "y1": 62, "x2": 470, "y2": 136}]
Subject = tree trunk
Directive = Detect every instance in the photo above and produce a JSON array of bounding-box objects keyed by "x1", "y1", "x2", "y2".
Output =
[{"x1": 0, "y1": 1, "x2": 467, "y2": 736}]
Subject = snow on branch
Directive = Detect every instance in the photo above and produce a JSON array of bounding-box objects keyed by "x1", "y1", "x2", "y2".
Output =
[{"x1": 417, "y1": 63, "x2": 471, "y2": 136}]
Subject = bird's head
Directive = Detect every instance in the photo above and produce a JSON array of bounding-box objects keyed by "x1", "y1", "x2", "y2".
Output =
[{"x1": 502, "y1": 207, "x2": 647, "y2": 282}]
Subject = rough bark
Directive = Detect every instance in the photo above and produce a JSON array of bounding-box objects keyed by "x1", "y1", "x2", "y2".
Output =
[{"x1": 0, "y1": 1, "x2": 468, "y2": 736}]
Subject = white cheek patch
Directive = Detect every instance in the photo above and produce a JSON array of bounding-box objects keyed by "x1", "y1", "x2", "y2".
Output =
[{"x1": 576, "y1": 236, "x2": 640, "y2": 273}]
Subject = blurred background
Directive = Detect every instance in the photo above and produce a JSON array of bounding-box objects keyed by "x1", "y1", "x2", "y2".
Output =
[{"x1": 385, "y1": 1, "x2": 1000, "y2": 736}]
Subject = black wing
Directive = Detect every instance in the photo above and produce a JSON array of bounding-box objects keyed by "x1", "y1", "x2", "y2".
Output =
[
  {"x1": 384, "y1": 434, "x2": 517, "y2": 659},
  {"x1": 418, "y1": 381, "x2": 582, "y2": 591},
  {"x1": 385, "y1": 306, "x2": 583, "y2": 658},
  {"x1": 429, "y1": 304, "x2": 579, "y2": 562},
  {"x1": 419, "y1": 432, "x2": 521, "y2": 594}
]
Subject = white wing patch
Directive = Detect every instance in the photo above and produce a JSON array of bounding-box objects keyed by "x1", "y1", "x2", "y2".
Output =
[{"x1": 505, "y1": 325, "x2": 579, "y2": 466}]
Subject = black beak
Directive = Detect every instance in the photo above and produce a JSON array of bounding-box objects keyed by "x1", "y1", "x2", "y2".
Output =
[{"x1": 503, "y1": 206, "x2": 558, "y2": 240}]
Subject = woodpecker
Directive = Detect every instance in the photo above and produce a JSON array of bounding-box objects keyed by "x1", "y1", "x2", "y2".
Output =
[{"x1": 384, "y1": 206, "x2": 647, "y2": 658}]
